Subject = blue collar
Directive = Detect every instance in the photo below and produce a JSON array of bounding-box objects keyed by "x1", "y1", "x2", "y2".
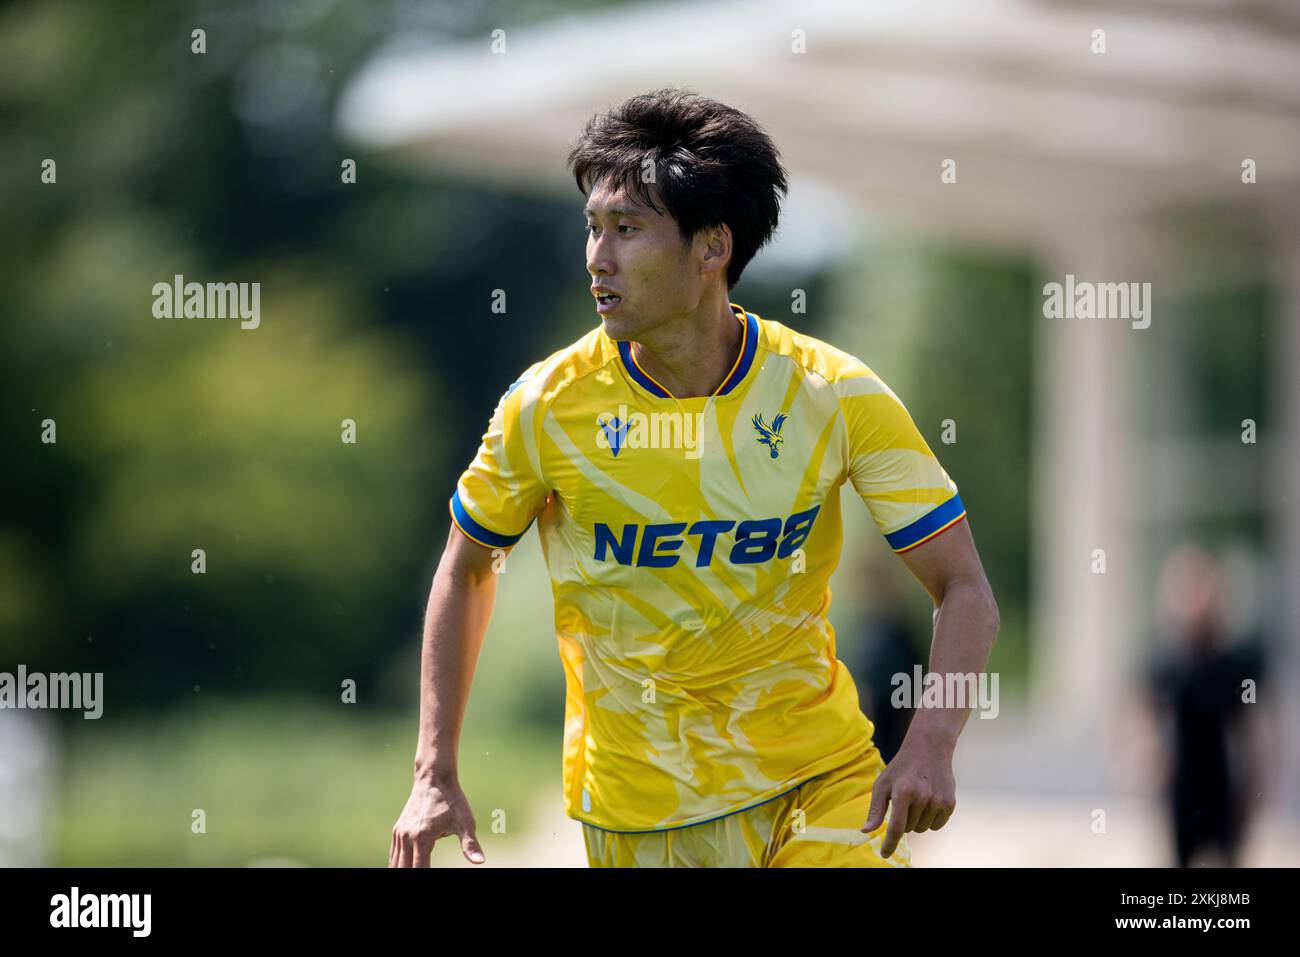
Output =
[{"x1": 617, "y1": 304, "x2": 759, "y2": 399}]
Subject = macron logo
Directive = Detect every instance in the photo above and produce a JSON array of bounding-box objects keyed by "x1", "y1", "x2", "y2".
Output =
[
  {"x1": 50, "y1": 887, "x2": 151, "y2": 937},
  {"x1": 598, "y1": 415, "x2": 629, "y2": 457}
]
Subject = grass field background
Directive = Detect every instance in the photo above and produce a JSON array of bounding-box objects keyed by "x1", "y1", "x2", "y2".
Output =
[{"x1": 52, "y1": 700, "x2": 563, "y2": 867}]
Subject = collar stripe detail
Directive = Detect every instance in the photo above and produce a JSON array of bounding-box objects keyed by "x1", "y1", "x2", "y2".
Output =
[
  {"x1": 716, "y1": 310, "x2": 759, "y2": 396},
  {"x1": 616, "y1": 306, "x2": 757, "y2": 400},
  {"x1": 617, "y1": 339, "x2": 671, "y2": 397}
]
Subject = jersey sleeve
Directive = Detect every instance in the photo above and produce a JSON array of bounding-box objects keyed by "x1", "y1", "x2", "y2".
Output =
[
  {"x1": 837, "y1": 369, "x2": 966, "y2": 553},
  {"x1": 449, "y1": 365, "x2": 551, "y2": 549}
]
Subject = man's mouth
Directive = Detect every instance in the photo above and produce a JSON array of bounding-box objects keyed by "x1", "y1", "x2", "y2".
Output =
[{"x1": 595, "y1": 292, "x2": 623, "y2": 313}]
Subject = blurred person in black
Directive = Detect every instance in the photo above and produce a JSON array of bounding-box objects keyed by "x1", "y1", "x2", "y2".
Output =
[
  {"x1": 1145, "y1": 544, "x2": 1270, "y2": 867},
  {"x1": 846, "y1": 552, "x2": 926, "y2": 765}
]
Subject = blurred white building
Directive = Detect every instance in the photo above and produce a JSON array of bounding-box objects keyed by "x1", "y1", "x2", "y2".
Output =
[{"x1": 0, "y1": 712, "x2": 55, "y2": 865}]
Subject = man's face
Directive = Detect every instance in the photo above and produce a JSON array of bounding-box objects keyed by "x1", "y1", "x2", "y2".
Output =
[{"x1": 584, "y1": 178, "x2": 705, "y2": 341}]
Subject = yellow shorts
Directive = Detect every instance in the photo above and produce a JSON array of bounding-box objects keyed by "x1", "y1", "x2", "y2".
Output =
[{"x1": 581, "y1": 745, "x2": 911, "y2": 868}]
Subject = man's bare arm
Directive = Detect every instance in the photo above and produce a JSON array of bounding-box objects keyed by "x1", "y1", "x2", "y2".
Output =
[
  {"x1": 390, "y1": 523, "x2": 502, "y2": 868},
  {"x1": 862, "y1": 517, "x2": 1000, "y2": 857},
  {"x1": 897, "y1": 517, "x2": 1000, "y2": 749}
]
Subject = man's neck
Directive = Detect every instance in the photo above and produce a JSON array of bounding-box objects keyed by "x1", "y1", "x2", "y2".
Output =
[{"x1": 630, "y1": 299, "x2": 743, "y2": 399}]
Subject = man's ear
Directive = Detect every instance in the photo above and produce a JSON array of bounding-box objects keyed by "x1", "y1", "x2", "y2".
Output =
[{"x1": 698, "y1": 223, "x2": 732, "y2": 278}]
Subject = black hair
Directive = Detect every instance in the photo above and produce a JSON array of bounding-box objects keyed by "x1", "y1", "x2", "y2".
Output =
[{"x1": 566, "y1": 88, "x2": 788, "y2": 290}]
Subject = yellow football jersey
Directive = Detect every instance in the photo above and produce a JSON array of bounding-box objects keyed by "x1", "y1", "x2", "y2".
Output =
[{"x1": 451, "y1": 303, "x2": 965, "y2": 832}]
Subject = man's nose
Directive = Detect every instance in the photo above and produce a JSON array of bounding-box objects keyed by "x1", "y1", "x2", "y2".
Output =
[{"x1": 587, "y1": 236, "x2": 615, "y2": 277}]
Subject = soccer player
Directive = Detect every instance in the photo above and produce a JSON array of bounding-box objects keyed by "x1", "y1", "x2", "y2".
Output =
[{"x1": 390, "y1": 88, "x2": 1000, "y2": 868}]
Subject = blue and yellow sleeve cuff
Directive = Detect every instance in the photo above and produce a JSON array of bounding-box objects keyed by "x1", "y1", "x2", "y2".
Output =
[
  {"x1": 449, "y1": 489, "x2": 531, "y2": 549},
  {"x1": 885, "y1": 493, "x2": 967, "y2": 553}
]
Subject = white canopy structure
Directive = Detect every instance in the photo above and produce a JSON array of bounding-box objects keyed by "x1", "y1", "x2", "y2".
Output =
[{"x1": 340, "y1": 0, "x2": 1300, "y2": 242}]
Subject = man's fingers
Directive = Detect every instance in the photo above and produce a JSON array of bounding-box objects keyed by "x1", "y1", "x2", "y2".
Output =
[
  {"x1": 861, "y1": 776, "x2": 892, "y2": 833},
  {"x1": 460, "y1": 824, "x2": 486, "y2": 864},
  {"x1": 881, "y1": 793, "x2": 910, "y2": 858},
  {"x1": 912, "y1": 797, "x2": 957, "y2": 833},
  {"x1": 411, "y1": 827, "x2": 438, "y2": 868},
  {"x1": 913, "y1": 804, "x2": 940, "y2": 833},
  {"x1": 930, "y1": 805, "x2": 955, "y2": 831},
  {"x1": 906, "y1": 798, "x2": 927, "y2": 833},
  {"x1": 389, "y1": 825, "x2": 446, "y2": 868},
  {"x1": 395, "y1": 832, "x2": 413, "y2": 869}
]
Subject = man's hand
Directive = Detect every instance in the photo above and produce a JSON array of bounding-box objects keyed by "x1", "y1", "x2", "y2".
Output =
[
  {"x1": 861, "y1": 731, "x2": 957, "y2": 859},
  {"x1": 390, "y1": 775, "x2": 485, "y2": 867}
]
